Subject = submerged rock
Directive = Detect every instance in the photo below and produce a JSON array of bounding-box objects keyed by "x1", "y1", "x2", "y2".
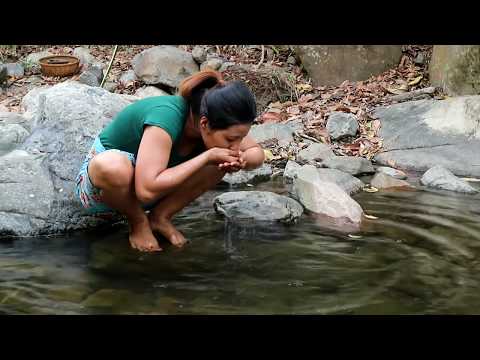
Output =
[
  {"x1": 223, "y1": 164, "x2": 272, "y2": 186},
  {"x1": 370, "y1": 172, "x2": 414, "y2": 190}
]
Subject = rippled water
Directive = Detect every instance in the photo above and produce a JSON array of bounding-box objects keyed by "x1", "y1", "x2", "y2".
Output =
[{"x1": 1, "y1": 178, "x2": 480, "y2": 314}]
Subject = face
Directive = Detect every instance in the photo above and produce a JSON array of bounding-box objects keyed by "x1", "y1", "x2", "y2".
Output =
[{"x1": 199, "y1": 117, "x2": 251, "y2": 151}]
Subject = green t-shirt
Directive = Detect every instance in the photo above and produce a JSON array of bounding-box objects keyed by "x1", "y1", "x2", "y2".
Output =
[{"x1": 99, "y1": 95, "x2": 202, "y2": 167}]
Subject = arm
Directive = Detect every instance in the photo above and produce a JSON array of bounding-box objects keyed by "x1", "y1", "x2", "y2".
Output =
[
  {"x1": 135, "y1": 126, "x2": 239, "y2": 203},
  {"x1": 239, "y1": 135, "x2": 265, "y2": 170}
]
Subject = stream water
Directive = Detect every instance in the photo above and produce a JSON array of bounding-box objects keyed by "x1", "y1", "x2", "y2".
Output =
[{"x1": 1, "y1": 178, "x2": 480, "y2": 314}]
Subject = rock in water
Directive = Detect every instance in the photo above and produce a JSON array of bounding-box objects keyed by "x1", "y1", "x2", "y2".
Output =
[
  {"x1": 420, "y1": 165, "x2": 478, "y2": 194},
  {"x1": 293, "y1": 166, "x2": 364, "y2": 226},
  {"x1": 223, "y1": 164, "x2": 272, "y2": 185},
  {"x1": 316, "y1": 168, "x2": 365, "y2": 195},
  {"x1": 213, "y1": 191, "x2": 303, "y2": 224},
  {"x1": 376, "y1": 166, "x2": 407, "y2": 180},
  {"x1": 322, "y1": 156, "x2": 375, "y2": 176},
  {"x1": 370, "y1": 173, "x2": 414, "y2": 190},
  {"x1": 326, "y1": 112, "x2": 359, "y2": 140},
  {"x1": 132, "y1": 46, "x2": 199, "y2": 88}
]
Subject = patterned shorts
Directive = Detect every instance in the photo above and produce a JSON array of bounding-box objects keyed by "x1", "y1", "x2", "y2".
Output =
[{"x1": 75, "y1": 137, "x2": 136, "y2": 215}]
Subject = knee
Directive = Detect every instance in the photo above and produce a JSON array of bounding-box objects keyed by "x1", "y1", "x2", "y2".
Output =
[{"x1": 89, "y1": 153, "x2": 134, "y2": 188}]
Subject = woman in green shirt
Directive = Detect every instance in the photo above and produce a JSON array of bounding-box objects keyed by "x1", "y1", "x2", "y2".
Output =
[{"x1": 75, "y1": 70, "x2": 264, "y2": 252}]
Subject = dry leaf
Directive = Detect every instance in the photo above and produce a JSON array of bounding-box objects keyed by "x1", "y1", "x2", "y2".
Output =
[{"x1": 408, "y1": 75, "x2": 423, "y2": 86}]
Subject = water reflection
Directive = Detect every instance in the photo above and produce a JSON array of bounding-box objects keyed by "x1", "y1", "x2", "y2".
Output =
[{"x1": 0, "y1": 180, "x2": 479, "y2": 314}]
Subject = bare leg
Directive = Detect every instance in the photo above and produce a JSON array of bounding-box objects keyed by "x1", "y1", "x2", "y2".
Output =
[
  {"x1": 88, "y1": 152, "x2": 162, "y2": 252},
  {"x1": 148, "y1": 165, "x2": 226, "y2": 247}
]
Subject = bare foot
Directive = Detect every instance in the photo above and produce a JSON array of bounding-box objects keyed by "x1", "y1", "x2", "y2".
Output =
[
  {"x1": 129, "y1": 218, "x2": 163, "y2": 252},
  {"x1": 148, "y1": 215, "x2": 188, "y2": 248}
]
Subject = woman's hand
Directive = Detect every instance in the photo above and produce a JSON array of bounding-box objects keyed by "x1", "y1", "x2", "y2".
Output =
[
  {"x1": 206, "y1": 147, "x2": 240, "y2": 166},
  {"x1": 218, "y1": 151, "x2": 247, "y2": 173}
]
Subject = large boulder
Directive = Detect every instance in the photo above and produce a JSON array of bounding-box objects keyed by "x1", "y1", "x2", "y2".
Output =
[
  {"x1": 429, "y1": 45, "x2": 480, "y2": 96},
  {"x1": 249, "y1": 123, "x2": 295, "y2": 147},
  {"x1": 0, "y1": 150, "x2": 55, "y2": 236},
  {"x1": 0, "y1": 81, "x2": 137, "y2": 237},
  {"x1": 420, "y1": 165, "x2": 478, "y2": 194},
  {"x1": 294, "y1": 45, "x2": 402, "y2": 86},
  {"x1": 326, "y1": 112, "x2": 359, "y2": 140},
  {"x1": 132, "y1": 46, "x2": 199, "y2": 88},
  {"x1": 322, "y1": 156, "x2": 375, "y2": 176},
  {"x1": 213, "y1": 191, "x2": 303, "y2": 224},
  {"x1": 223, "y1": 164, "x2": 272, "y2": 186},
  {"x1": 373, "y1": 97, "x2": 480, "y2": 177},
  {"x1": 292, "y1": 165, "x2": 364, "y2": 226}
]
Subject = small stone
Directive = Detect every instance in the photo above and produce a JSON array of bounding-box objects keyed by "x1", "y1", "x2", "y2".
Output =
[
  {"x1": 77, "y1": 66, "x2": 103, "y2": 87},
  {"x1": 322, "y1": 156, "x2": 375, "y2": 176},
  {"x1": 376, "y1": 166, "x2": 407, "y2": 180},
  {"x1": 200, "y1": 57, "x2": 223, "y2": 71},
  {"x1": 414, "y1": 53, "x2": 425, "y2": 65},
  {"x1": 223, "y1": 164, "x2": 272, "y2": 186},
  {"x1": 326, "y1": 112, "x2": 359, "y2": 140},
  {"x1": 287, "y1": 56, "x2": 296, "y2": 65},
  {"x1": 283, "y1": 160, "x2": 302, "y2": 182},
  {"x1": 118, "y1": 70, "x2": 137, "y2": 86},
  {"x1": 296, "y1": 142, "x2": 334, "y2": 163},
  {"x1": 191, "y1": 46, "x2": 207, "y2": 64},
  {"x1": 5, "y1": 63, "x2": 24, "y2": 78},
  {"x1": 104, "y1": 81, "x2": 118, "y2": 93},
  {"x1": 370, "y1": 172, "x2": 414, "y2": 190}
]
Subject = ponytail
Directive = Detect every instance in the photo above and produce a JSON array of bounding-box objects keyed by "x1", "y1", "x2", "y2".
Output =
[{"x1": 180, "y1": 70, "x2": 257, "y2": 130}]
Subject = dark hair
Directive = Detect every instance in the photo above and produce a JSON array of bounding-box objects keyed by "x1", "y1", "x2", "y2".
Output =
[{"x1": 179, "y1": 70, "x2": 257, "y2": 130}]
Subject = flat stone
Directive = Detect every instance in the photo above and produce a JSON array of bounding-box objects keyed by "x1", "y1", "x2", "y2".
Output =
[
  {"x1": 376, "y1": 166, "x2": 407, "y2": 180},
  {"x1": 223, "y1": 164, "x2": 272, "y2": 186},
  {"x1": 322, "y1": 156, "x2": 375, "y2": 175},
  {"x1": 370, "y1": 172, "x2": 414, "y2": 190},
  {"x1": 420, "y1": 165, "x2": 478, "y2": 194},
  {"x1": 296, "y1": 142, "x2": 334, "y2": 163}
]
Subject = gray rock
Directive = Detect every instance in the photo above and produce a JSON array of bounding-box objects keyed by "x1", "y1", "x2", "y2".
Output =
[
  {"x1": 287, "y1": 56, "x2": 296, "y2": 65},
  {"x1": 5, "y1": 63, "x2": 24, "y2": 78},
  {"x1": 376, "y1": 166, "x2": 407, "y2": 180},
  {"x1": 414, "y1": 52, "x2": 425, "y2": 65},
  {"x1": 213, "y1": 191, "x2": 303, "y2": 224},
  {"x1": 0, "y1": 111, "x2": 30, "y2": 131},
  {"x1": 134, "y1": 86, "x2": 170, "y2": 99},
  {"x1": 326, "y1": 112, "x2": 359, "y2": 140},
  {"x1": 293, "y1": 45, "x2": 402, "y2": 87},
  {"x1": 373, "y1": 97, "x2": 480, "y2": 177},
  {"x1": 0, "y1": 65, "x2": 7, "y2": 85},
  {"x1": 296, "y1": 142, "x2": 334, "y2": 163},
  {"x1": 73, "y1": 47, "x2": 103, "y2": 69},
  {"x1": 77, "y1": 66, "x2": 103, "y2": 87},
  {"x1": 118, "y1": 70, "x2": 137, "y2": 86},
  {"x1": 292, "y1": 166, "x2": 364, "y2": 225},
  {"x1": 104, "y1": 81, "x2": 118, "y2": 93},
  {"x1": 191, "y1": 46, "x2": 207, "y2": 64},
  {"x1": 26, "y1": 50, "x2": 53, "y2": 65},
  {"x1": 316, "y1": 167, "x2": 365, "y2": 195},
  {"x1": 283, "y1": 160, "x2": 302, "y2": 182},
  {"x1": 132, "y1": 46, "x2": 199, "y2": 88},
  {"x1": 219, "y1": 61, "x2": 236, "y2": 72},
  {"x1": 370, "y1": 172, "x2": 414, "y2": 190},
  {"x1": 200, "y1": 57, "x2": 223, "y2": 71},
  {"x1": 0, "y1": 123, "x2": 29, "y2": 153},
  {"x1": 0, "y1": 81, "x2": 137, "y2": 236},
  {"x1": 249, "y1": 123, "x2": 295, "y2": 147},
  {"x1": 420, "y1": 165, "x2": 478, "y2": 194},
  {"x1": 223, "y1": 164, "x2": 272, "y2": 185},
  {"x1": 322, "y1": 156, "x2": 375, "y2": 175},
  {"x1": 0, "y1": 150, "x2": 54, "y2": 236}
]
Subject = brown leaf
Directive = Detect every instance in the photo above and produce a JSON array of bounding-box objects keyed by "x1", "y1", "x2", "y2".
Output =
[
  {"x1": 259, "y1": 112, "x2": 286, "y2": 123},
  {"x1": 372, "y1": 119, "x2": 381, "y2": 133}
]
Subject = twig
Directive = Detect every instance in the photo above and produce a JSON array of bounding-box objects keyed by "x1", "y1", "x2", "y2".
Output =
[
  {"x1": 256, "y1": 45, "x2": 265, "y2": 69},
  {"x1": 294, "y1": 130, "x2": 320, "y2": 143},
  {"x1": 386, "y1": 86, "x2": 436, "y2": 102},
  {"x1": 101, "y1": 45, "x2": 119, "y2": 88}
]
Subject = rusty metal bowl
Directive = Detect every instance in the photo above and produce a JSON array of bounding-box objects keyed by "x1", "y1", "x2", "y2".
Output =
[{"x1": 39, "y1": 55, "x2": 80, "y2": 77}]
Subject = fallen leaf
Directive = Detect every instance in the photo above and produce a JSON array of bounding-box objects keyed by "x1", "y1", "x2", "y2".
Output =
[
  {"x1": 348, "y1": 234, "x2": 363, "y2": 239},
  {"x1": 264, "y1": 149, "x2": 274, "y2": 161},
  {"x1": 363, "y1": 186, "x2": 379, "y2": 193},
  {"x1": 408, "y1": 75, "x2": 423, "y2": 86},
  {"x1": 364, "y1": 214, "x2": 379, "y2": 220}
]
